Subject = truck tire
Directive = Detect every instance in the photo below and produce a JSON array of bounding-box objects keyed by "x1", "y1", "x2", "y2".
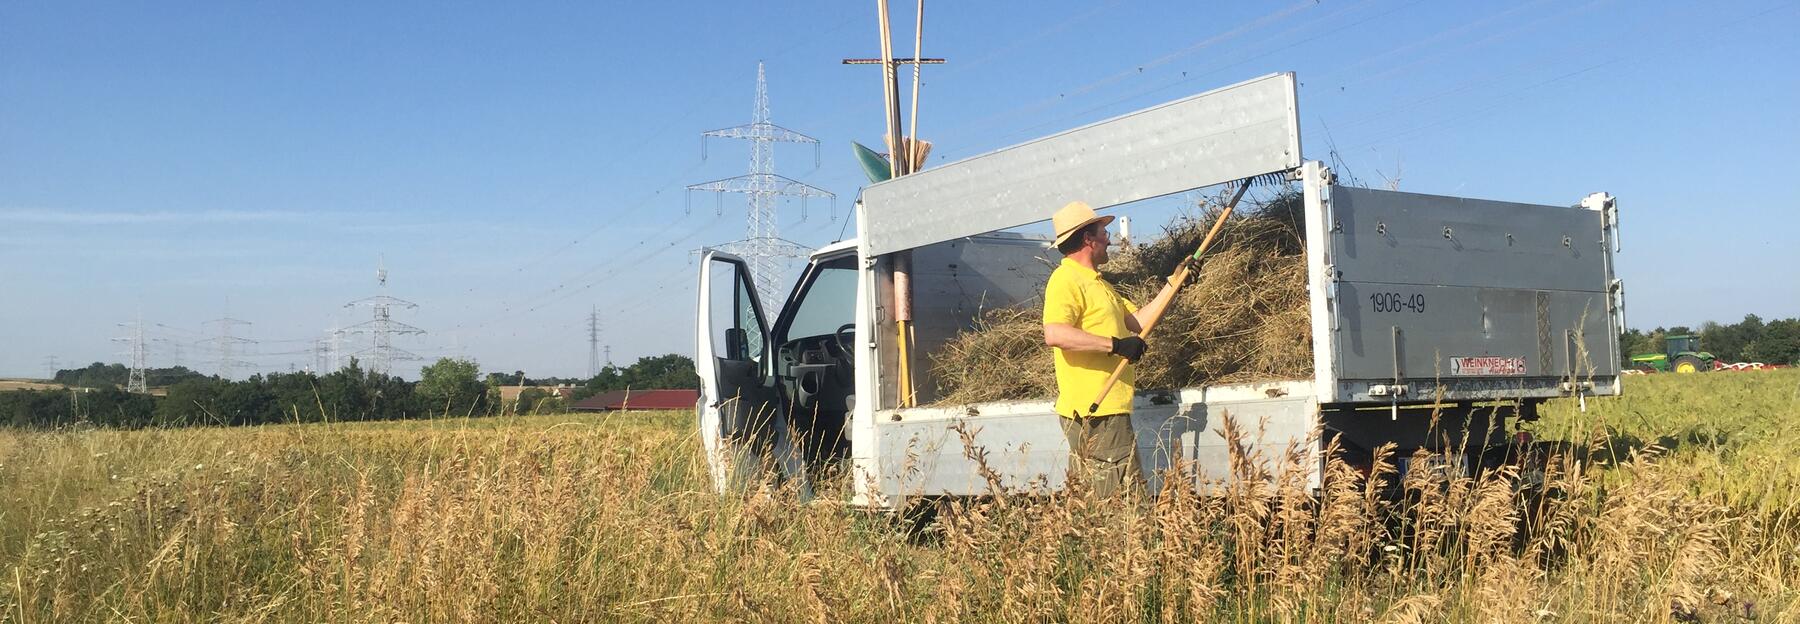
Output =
[{"x1": 1672, "y1": 354, "x2": 1707, "y2": 374}]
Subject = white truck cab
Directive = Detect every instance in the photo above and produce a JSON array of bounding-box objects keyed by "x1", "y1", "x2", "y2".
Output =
[{"x1": 695, "y1": 73, "x2": 1623, "y2": 509}]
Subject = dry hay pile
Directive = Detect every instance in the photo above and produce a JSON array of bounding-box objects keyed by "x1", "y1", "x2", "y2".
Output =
[{"x1": 930, "y1": 191, "x2": 1313, "y2": 404}]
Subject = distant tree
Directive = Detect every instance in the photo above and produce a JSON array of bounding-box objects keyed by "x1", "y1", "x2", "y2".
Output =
[
  {"x1": 573, "y1": 354, "x2": 698, "y2": 400},
  {"x1": 78, "y1": 386, "x2": 156, "y2": 428},
  {"x1": 1621, "y1": 315, "x2": 1800, "y2": 367},
  {"x1": 54, "y1": 362, "x2": 129, "y2": 388},
  {"x1": 1701, "y1": 314, "x2": 1766, "y2": 362},
  {"x1": 1748, "y1": 318, "x2": 1800, "y2": 365},
  {"x1": 156, "y1": 377, "x2": 234, "y2": 426},
  {"x1": 145, "y1": 366, "x2": 210, "y2": 387},
  {"x1": 264, "y1": 371, "x2": 324, "y2": 423},
  {"x1": 0, "y1": 389, "x2": 75, "y2": 428},
  {"x1": 514, "y1": 387, "x2": 566, "y2": 414},
  {"x1": 418, "y1": 358, "x2": 487, "y2": 416},
  {"x1": 1620, "y1": 329, "x2": 1657, "y2": 366},
  {"x1": 485, "y1": 370, "x2": 528, "y2": 386}
]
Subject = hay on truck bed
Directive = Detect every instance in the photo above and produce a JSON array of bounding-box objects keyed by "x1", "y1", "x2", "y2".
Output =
[{"x1": 929, "y1": 190, "x2": 1313, "y2": 405}]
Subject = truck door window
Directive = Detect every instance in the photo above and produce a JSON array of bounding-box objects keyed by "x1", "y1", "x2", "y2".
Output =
[
  {"x1": 708, "y1": 260, "x2": 765, "y2": 362},
  {"x1": 785, "y1": 257, "x2": 857, "y2": 340}
]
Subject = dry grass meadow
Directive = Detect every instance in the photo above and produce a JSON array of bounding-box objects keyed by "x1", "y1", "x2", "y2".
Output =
[
  {"x1": 0, "y1": 381, "x2": 62, "y2": 393},
  {"x1": 2, "y1": 370, "x2": 1796, "y2": 622}
]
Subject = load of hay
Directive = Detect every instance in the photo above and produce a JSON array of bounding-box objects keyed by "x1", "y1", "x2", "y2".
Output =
[{"x1": 929, "y1": 190, "x2": 1313, "y2": 405}]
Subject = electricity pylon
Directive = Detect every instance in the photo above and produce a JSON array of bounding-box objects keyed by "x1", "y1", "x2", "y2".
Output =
[
  {"x1": 587, "y1": 306, "x2": 602, "y2": 378},
  {"x1": 113, "y1": 315, "x2": 149, "y2": 393},
  {"x1": 201, "y1": 316, "x2": 255, "y2": 380},
  {"x1": 341, "y1": 258, "x2": 425, "y2": 377},
  {"x1": 687, "y1": 61, "x2": 835, "y2": 309}
]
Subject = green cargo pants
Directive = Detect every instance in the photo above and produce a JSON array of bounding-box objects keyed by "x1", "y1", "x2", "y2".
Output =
[{"x1": 1059, "y1": 413, "x2": 1146, "y2": 499}]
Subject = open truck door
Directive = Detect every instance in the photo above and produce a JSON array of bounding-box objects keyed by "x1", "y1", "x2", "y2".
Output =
[{"x1": 695, "y1": 250, "x2": 783, "y2": 493}]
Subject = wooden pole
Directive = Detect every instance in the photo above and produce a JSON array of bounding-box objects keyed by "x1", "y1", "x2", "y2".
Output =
[
  {"x1": 907, "y1": 0, "x2": 925, "y2": 171},
  {"x1": 875, "y1": 0, "x2": 917, "y2": 406}
]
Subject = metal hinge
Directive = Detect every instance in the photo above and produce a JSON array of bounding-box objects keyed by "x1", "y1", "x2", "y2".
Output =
[
  {"x1": 1368, "y1": 384, "x2": 1409, "y2": 398},
  {"x1": 1324, "y1": 263, "x2": 1340, "y2": 331},
  {"x1": 1562, "y1": 380, "x2": 1594, "y2": 413}
]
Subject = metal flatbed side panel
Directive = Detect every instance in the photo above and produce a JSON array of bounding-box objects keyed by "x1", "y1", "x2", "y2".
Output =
[
  {"x1": 903, "y1": 235, "x2": 1056, "y2": 404},
  {"x1": 860, "y1": 73, "x2": 1301, "y2": 256},
  {"x1": 1333, "y1": 285, "x2": 1617, "y2": 395},
  {"x1": 1330, "y1": 187, "x2": 1607, "y2": 292},
  {"x1": 1321, "y1": 186, "x2": 1620, "y2": 403},
  {"x1": 854, "y1": 380, "x2": 1318, "y2": 505}
]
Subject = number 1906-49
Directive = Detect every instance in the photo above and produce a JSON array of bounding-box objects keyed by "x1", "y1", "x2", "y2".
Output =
[{"x1": 1370, "y1": 292, "x2": 1425, "y2": 313}]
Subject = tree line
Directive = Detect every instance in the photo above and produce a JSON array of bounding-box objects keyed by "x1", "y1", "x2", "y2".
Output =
[
  {"x1": 3, "y1": 354, "x2": 698, "y2": 430},
  {"x1": 52, "y1": 362, "x2": 209, "y2": 388},
  {"x1": 1621, "y1": 314, "x2": 1800, "y2": 366}
]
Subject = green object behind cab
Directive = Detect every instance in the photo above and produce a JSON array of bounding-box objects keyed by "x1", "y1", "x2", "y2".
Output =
[{"x1": 852, "y1": 141, "x2": 892, "y2": 184}]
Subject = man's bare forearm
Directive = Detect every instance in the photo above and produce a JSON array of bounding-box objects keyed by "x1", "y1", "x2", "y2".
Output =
[
  {"x1": 1043, "y1": 323, "x2": 1114, "y2": 353},
  {"x1": 1129, "y1": 281, "x2": 1180, "y2": 332}
]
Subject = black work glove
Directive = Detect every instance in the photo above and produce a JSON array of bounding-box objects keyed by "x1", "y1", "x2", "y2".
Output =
[
  {"x1": 1110, "y1": 336, "x2": 1148, "y2": 362},
  {"x1": 1170, "y1": 257, "x2": 1200, "y2": 285}
]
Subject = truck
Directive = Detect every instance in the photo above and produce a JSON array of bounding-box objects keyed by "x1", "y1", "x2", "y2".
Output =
[{"x1": 694, "y1": 73, "x2": 1624, "y2": 509}]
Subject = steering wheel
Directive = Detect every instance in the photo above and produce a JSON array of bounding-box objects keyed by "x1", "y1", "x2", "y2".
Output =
[{"x1": 833, "y1": 323, "x2": 857, "y2": 355}]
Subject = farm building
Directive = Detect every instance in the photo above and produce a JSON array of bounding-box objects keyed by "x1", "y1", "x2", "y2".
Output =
[
  {"x1": 496, "y1": 384, "x2": 579, "y2": 404},
  {"x1": 571, "y1": 389, "x2": 699, "y2": 412}
]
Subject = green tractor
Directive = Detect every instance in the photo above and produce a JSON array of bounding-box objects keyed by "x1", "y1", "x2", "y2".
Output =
[{"x1": 1629, "y1": 334, "x2": 1717, "y2": 373}]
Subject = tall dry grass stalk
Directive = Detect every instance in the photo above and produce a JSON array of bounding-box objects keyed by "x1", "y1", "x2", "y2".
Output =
[{"x1": 1, "y1": 370, "x2": 1796, "y2": 622}]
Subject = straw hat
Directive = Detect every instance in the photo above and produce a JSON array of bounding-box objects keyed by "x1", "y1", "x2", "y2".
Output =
[{"x1": 1051, "y1": 201, "x2": 1114, "y2": 247}]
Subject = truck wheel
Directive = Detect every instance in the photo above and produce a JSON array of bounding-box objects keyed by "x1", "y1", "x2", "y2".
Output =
[{"x1": 1673, "y1": 355, "x2": 1706, "y2": 374}]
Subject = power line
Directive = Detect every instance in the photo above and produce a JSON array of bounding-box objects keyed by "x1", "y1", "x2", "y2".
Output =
[
  {"x1": 1336, "y1": 0, "x2": 1795, "y2": 154},
  {"x1": 928, "y1": 0, "x2": 1319, "y2": 151},
  {"x1": 959, "y1": 0, "x2": 1413, "y2": 154},
  {"x1": 450, "y1": 210, "x2": 722, "y2": 334}
]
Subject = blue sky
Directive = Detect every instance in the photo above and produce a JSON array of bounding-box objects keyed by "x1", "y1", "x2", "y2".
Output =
[{"x1": 2, "y1": 0, "x2": 1795, "y2": 379}]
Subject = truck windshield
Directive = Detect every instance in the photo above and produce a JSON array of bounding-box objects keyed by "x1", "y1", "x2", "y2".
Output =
[{"x1": 785, "y1": 257, "x2": 856, "y2": 340}]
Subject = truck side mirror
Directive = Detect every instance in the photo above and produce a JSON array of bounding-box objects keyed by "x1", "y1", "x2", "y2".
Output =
[{"x1": 725, "y1": 327, "x2": 747, "y2": 361}]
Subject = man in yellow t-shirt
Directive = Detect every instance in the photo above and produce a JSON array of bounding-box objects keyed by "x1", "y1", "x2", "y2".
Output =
[{"x1": 1041, "y1": 201, "x2": 1181, "y2": 498}]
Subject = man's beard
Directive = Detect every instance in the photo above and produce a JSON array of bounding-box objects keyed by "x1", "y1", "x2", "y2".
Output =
[{"x1": 1093, "y1": 246, "x2": 1109, "y2": 266}]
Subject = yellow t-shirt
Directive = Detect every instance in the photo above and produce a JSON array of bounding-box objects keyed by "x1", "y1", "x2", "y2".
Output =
[{"x1": 1042, "y1": 257, "x2": 1139, "y2": 418}]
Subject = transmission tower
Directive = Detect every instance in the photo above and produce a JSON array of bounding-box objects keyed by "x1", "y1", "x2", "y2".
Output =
[
  {"x1": 110, "y1": 317, "x2": 149, "y2": 393},
  {"x1": 587, "y1": 306, "x2": 602, "y2": 378},
  {"x1": 201, "y1": 315, "x2": 255, "y2": 380},
  {"x1": 310, "y1": 336, "x2": 327, "y2": 374},
  {"x1": 341, "y1": 258, "x2": 425, "y2": 376},
  {"x1": 688, "y1": 61, "x2": 836, "y2": 308},
  {"x1": 324, "y1": 322, "x2": 344, "y2": 373},
  {"x1": 42, "y1": 356, "x2": 60, "y2": 381}
]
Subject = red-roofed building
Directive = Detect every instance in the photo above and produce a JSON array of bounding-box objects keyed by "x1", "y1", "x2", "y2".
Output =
[{"x1": 570, "y1": 389, "x2": 700, "y2": 412}]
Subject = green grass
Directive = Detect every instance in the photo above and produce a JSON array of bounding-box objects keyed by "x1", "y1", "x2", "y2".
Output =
[
  {"x1": 0, "y1": 371, "x2": 1795, "y2": 622},
  {"x1": 1532, "y1": 369, "x2": 1800, "y2": 511}
]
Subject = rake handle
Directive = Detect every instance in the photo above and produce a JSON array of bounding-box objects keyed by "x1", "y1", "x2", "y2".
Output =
[{"x1": 1086, "y1": 181, "x2": 1251, "y2": 415}]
